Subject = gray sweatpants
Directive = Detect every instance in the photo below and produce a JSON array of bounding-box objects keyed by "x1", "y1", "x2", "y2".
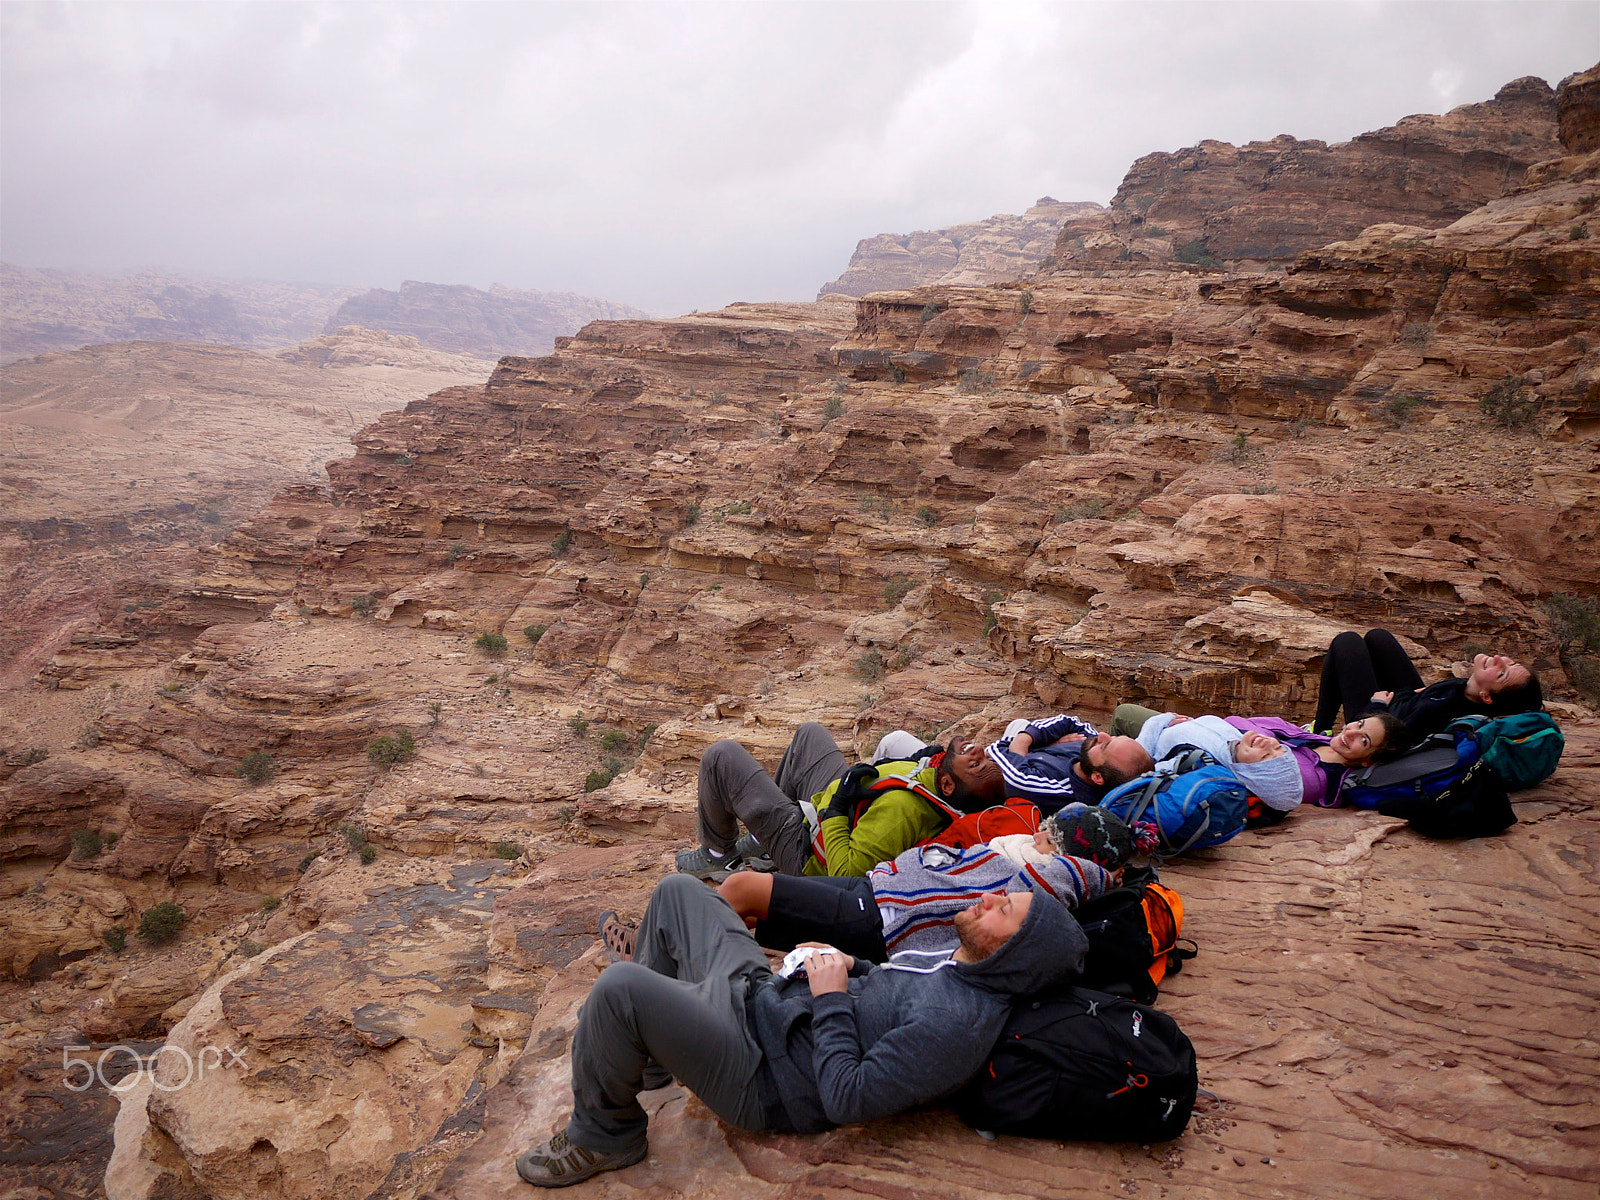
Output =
[
  {"x1": 695, "y1": 722, "x2": 849, "y2": 875},
  {"x1": 566, "y1": 876, "x2": 773, "y2": 1154}
]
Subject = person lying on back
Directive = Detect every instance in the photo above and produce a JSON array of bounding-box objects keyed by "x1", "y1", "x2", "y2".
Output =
[{"x1": 986, "y1": 715, "x2": 1154, "y2": 815}]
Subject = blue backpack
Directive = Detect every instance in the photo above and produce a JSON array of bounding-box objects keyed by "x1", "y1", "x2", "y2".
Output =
[
  {"x1": 1337, "y1": 726, "x2": 1480, "y2": 810},
  {"x1": 1449, "y1": 713, "x2": 1563, "y2": 791},
  {"x1": 1099, "y1": 750, "x2": 1249, "y2": 855}
]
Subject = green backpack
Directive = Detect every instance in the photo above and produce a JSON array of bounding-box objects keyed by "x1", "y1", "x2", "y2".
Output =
[{"x1": 1449, "y1": 713, "x2": 1563, "y2": 791}]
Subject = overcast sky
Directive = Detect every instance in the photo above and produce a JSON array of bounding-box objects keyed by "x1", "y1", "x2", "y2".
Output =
[{"x1": 3, "y1": 2, "x2": 1595, "y2": 316}]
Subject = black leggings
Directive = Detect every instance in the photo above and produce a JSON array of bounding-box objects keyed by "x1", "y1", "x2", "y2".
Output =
[{"x1": 1314, "y1": 629, "x2": 1424, "y2": 731}]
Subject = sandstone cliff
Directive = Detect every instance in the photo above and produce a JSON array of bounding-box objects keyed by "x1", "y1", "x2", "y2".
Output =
[
  {"x1": 322, "y1": 281, "x2": 652, "y2": 359},
  {"x1": 1049, "y1": 76, "x2": 1565, "y2": 271},
  {"x1": 2, "y1": 66, "x2": 1598, "y2": 1200},
  {"x1": 817, "y1": 198, "x2": 1103, "y2": 297},
  {"x1": 0, "y1": 266, "x2": 362, "y2": 365}
]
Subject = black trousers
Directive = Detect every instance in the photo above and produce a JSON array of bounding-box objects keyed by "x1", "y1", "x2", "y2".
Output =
[{"x1": 1314, "y1": 629, "x2": 1424, "y2": 731}]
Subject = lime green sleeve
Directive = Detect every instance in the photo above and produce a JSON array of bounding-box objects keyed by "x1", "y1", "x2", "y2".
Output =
[{"x1": 815, "y1": 792, "x2": 950, "y2": 877}]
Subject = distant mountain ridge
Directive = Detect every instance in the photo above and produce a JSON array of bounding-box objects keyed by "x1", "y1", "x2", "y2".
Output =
[
  {"x1": 323, "y1": 280, "x2": 651, "y2": 359},
  {"x1": 816, "y1": 197, "x2": 1103, "y2": 298}
]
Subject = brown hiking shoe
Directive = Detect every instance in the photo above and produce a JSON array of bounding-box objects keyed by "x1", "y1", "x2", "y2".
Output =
[
  {"x1": 598, "y1": 910, "x2": 637, "y2": 962},
  {"x1": 514, "y1": 1130, "x2": 645, "y2": 1188}
]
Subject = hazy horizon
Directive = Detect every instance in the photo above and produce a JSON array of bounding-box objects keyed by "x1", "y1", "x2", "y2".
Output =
[{"x1": 3, "y1": 1, "x2": 1595, "y2": 317}]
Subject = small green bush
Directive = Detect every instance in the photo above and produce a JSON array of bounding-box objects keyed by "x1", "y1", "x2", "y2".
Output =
[
  {"x1": 920, "y1": 300, "x2": 940, "y2": 324},
  {"x1": 78, "y1": 724, "x2": 101, "y2": 750},
  {"x1": 21, "y1": 747, "x2": 49, "y2": 765},
  {"x1": 1221, "y1": 432, "x2": 1250, "y2": 464},
  {"x1": 584, "y1": 767, "x2": 617, "y2": 792},
  {"x1": 1397, "y1": 322, "x2": 1434, "y2": 348},
  {"x1": 260, "y1": 895, "x2": 281, "y2": 913},
  {"x1": 567, "y1": 715, "x2": 590, "y2": 739},
  {"x1": 1242, "y1": 483, "x2": 1278, "y2": 495},
  {"x1": 446, "y1": 543, "x2": 465, "y2": 564},
  {"x1": 638, "y1": 723, "x2": 658, "y2": 752},
  {"x1": 889, "y1": 366, "x2": 907, "y2": 384},
  {"x1": 524, "y1": 624, "x2": 547, "y2": 645},
  {"x1": 103, "y1": 924, "x2": 127, "y2": 953},
  {"x1": 823, "y1": 396, "x2": 845, "y2": 422},
  {"x1": 1175, "y1": 239, "x2": 1221, "y2": 268},
  {"x1": 600, "y1": 728, "x2": 631, "y2": 754},
  {"x1": 70, "y1": 829, "x2": 103, "y2": 860},
  {"x1": 1019, "y1": 290, "x2": 1033, "y2": 316},
  {"x1": 1054, "y1": 499, "x2": 1106, "y2": 522},
  {"x1": 685, "y1": 503, "x2": 700, "y2": 527},
  {"x1": 428, "y1": 701, "x2": 442, "y2": 728},
  {"x1": 137, "y1": 902, "x2": 185, "y2": 945},
  {"x1": 340, "y1": 822, "x2": 368, "y2": 849},
  {"x1": 298, "y1": 851, "x2": 319, "y2": 873},
  {"x1": 854, "y1": 649, "x2": 886, "y2": 680},
  {"x1": 475, "y1": 631, "x2": 509, "y2": 657},
  {"x1": 550, "y1": 529, "x2": 571, "y2": 557},
  {"x1": 883, "y1": 576, "x2": 915, "y2": 606},
  {"x1": 492, "y1": 840, "x2": 522, "y2": 860},
  {"x1": 957, "y1": 369, "x2": 995, "y2": 394},
  {"x1": 890, "y1": 645, "x2": 914, "y2": 671},
  {"x1": 858, "y1": 495, "x2": 892, "y2": 521},
  {"x1": 237, "y1": 939, "x2": 264, "y2": 958},
  {"x1": 351, "y1": 594, "x2": 373, "y2": 614},
  {"x1": 916, "y1": 505, "x2": 938, "y2": 527},
  {"x1": 1383, "y1": 393, "x2": 1424, "y2": 426},
  {"x1": 1480, "y1": 375, "x2": 1543, "y2": 429},
  {"x1": 1547, "y1": 593, "x2": 1600, "y2": 657},
  {"x1": 358, "y1": 843, "x2": 377, "y2": 865},
  {"x1": 237, "y1": 751, "x2": 276, "y2": 785},
  {"x1": 1570, "y1": 223, "x2": 1589, "y2": 240},
  {"x1": 366, "y1": 729, "x2": 416, "y2": 767}
]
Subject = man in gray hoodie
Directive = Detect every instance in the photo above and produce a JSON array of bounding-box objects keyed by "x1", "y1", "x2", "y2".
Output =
[{"x1": 514, "y1": 872, "x2": 1087, "y2": 1187}]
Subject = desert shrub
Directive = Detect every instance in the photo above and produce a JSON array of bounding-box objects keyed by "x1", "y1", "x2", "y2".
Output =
[
  {"x1": 567, "y1": 715, "x2": 590, "y2": 739},
  {"x1": 200, "y1": 509, "x2": 222, "y2": 525},
  {"x1": 883, "y1": 576, "x2": 915, "y2": 606},
  {"x1": 351, "y1": 594, "x2": 373, "y2": 614},
  {"x1": 1019, "y1": 289, "x2": 1033, "y2": 316},
  {"x1": 446, "y1": 542, "x2": 465, "y2": 564},
  {"x1": 298, "y1": 851, "x2": 318, "y2": 872},
  {"x1": 137, "y1": 902, "x2": 185, "y2": 945},
  {"x1": 982, "y1": 592, "x2": 1005, "y2": 637},
  {"x1": 854, "y1": 649, "x2": 886, "y2": 680},
  {"x1": 1241, "y1": 483, "x2": 1278, "y2": 495},
  {"x1": 103, "y1": 924, "x2": 126, "y2": 953},
  {"x1": 237, "y1": 751, "x2": 276, "y2": 785},
  {"x1": 237, "y1": 939, "x2": 264, "y2": 958},
  {"x1": 684, "y1": 502, "x2": 700, "y2": 527},
  {"x1": 70, "y1": 829, "x2": 103, "y2": 859},
  {"x1": 105, "y1": 831, "x2": 118, "y2": 848},
  {"x1": 358, "y1": 844, "x2": 377, "y2": 865},
  {"x1": 1054, "y1": 499, "x2": 1106, "y2": 522},
  {"x1": 1569, "y1": 334, "x2": 1590, "y2": 353},
  {"x1": 1175, "y1": 239, "x2": 1221, "y2": 267},
  {"x1": 428, "y1": 701, "x2": 442, "y2": 728},
  {"x1": 492, "y1": 840, "x2": 522, "y2": 860},
  {"x1": 1218, "y1": 431, "x2": 1250, "y2": 463},
  {"x1": 260, "y1": 895, "x2": 280, "y2": 913},
  {"x1": 78, "y1": 724, "x2": 101, "y2": 750},
  {"x1": 920, "y1": 300, "x2": 940, "y2": 324},
  {"x1": 638, "y1": 722, "x2": 658, "y2": 751},
  {"x1": 1480, "y1": 375, "x2": 1543, "y2": 429},
  {"x1": 889, "y1": 366, "x2": 907, "y2": 384},
  {"x1": 1382, "y1": 393, "x2": 1424, "y2": 426},
  {"x1": 1570, "y1": 223, "x2": 1589, "y2": 240},
  {"x1": 475, "y1": 631, "x2": 509, "y2": 657},
  {"x1": 366, "y1": 729, "x2": 416, "y2": 767},
  {"x1": 550, "y1": 529, "x2": 571, "y2": 557},
  {"x1": 600, "y1": 728, "x2": 631, "y2": 754},
  {"x1": 957, "y1": 369, "x2": 995, "y2": 393},
  {"x1": 858, "y1": 495, "x2": 892, "y2": 521},
  {"x1": 1546, "y1": 593, "x2": 1600, "y2": 702},
  {"x1": 823, "y1": 396, "x2": 845, "y2": 422},
  {"x1": 1397, "y1": 321, "x2": 1434, "y2": 348},
  {"x1": 164, "y1": 682, "x2": 184, "y2": 693},
  {"x1": 340, "y1": 822, "x2": 368, "y2": 849},
  {"x1": 584, "y1": 765, "x2": 618, "y2": 792},
  {"x1": 21, "y1": 747, "x2": 49, "y2": 765},
  {"x1": 915, "y1": 505, "x2": 938, "y2": 527},
  {"x1": 890, "y1": 645, "x2": 914, "y2": 671}
]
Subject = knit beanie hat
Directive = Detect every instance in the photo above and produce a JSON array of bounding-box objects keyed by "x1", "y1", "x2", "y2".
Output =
[
  {"x1": 1043, "y1": 803, "x2": 1135, "y2": 869},
  {"x1": 1230, "y1": 748, "x2": 1304, "y2": 812}
]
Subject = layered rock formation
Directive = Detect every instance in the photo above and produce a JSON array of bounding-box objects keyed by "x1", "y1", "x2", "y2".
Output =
[
  {"x1": 0, "y1": 266, "x2": 362, "y2": 365},
  {"x1": 2, "y1": 65, "x2": 1598, "y2": 1200},
  {"x1": 1049, "y1": 76, "x2": 1565, "y2": 270},
  {"x1": 322, "y1": 282, "x2": 651, "y2": 359},
  {"x1": 817, "y1": 198, "x2": 1102, "y2": 297}
]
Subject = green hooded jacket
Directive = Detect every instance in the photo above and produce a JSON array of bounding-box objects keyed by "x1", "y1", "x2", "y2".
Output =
[{"x1": 800, "y1": 760, "x2": 954, "y2": 877}]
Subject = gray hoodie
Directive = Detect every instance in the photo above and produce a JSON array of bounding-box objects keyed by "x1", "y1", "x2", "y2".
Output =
[
  {"x1": 748, "y1": 884, "x2": 1087, "y2": 1133},
  {"x1": 1137, "y1": 713, "x2": 1304, "y2": 811}
]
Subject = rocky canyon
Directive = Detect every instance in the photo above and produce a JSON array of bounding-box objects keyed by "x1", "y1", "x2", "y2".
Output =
[{"x1": 2, "y1": 64, "x2": 1598, "y2": 1200}]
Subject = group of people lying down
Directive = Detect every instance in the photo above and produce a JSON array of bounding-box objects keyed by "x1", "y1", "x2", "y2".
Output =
[{"x1": 512, "y1": 629, "x2": 1544, "y2": 1187}]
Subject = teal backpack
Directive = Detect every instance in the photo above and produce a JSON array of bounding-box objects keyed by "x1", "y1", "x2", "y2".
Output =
[{"x1": 1449, "y1": 713, "x2": 1563, "y2": 791}]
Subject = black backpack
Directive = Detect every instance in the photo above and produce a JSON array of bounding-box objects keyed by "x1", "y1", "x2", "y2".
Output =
[
  {"x1": 1375, "y1": 757, "x2": 1516, "y2": 839},
  {"x1": 954, "y1": 986, "x2": 1198, "y2": 1142},
  {"x1": 1075, "y1": 865, "x2": 1196, "y2": 1005}
]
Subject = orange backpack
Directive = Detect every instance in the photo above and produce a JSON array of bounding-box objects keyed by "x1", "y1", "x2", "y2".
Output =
[{"x1": 914, "y1": 798, "x2": 1043, "y2": 851}]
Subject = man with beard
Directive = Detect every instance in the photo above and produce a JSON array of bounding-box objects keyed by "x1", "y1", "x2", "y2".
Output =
[
  {"x1": 514, "y1": 872, "x2": 1085, "y2": 1188},
  {"x1": 675, "y1": 722, "x2": 1004, "y2": 880}
]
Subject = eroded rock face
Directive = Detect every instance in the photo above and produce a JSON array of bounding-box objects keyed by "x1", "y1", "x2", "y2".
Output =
[
  {"x1": 817, "y1": 198, "x2": 1103, "y2": 297},
  {"x1": 1050, "y1": 76, "x2": 1563, "y2": 270}
]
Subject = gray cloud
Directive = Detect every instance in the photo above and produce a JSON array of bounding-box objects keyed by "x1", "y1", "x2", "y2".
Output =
[{"x1": 3, "y1": 1, "x2": 1595, "y2": 315}]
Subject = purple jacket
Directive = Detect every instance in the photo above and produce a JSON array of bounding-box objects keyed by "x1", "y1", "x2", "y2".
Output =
[{"x1": 1225, "y1": 716, "x2": 1338, "y2": 807}]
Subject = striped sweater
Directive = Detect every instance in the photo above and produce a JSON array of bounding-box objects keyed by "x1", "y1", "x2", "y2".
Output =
[{"x1": 867, "y1": 841, "x2": 1111, "y2": 954}]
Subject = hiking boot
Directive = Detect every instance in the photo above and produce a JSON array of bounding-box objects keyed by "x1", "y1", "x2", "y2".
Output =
[
  {"x1": 598, "y1": 910, "x2": 637, "y2": 963},
  {"x1": 514, "y1": 1130, "x2": 646, "y2": 1188},
  {"x1": 733, "y1": 833, "x2": 775, "y2": 872},
  {"x1": 674, "y1": 845, "x2": 741, "y2": 880}
]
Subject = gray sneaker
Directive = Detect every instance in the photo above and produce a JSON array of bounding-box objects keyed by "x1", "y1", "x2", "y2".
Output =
[
  {"x1": 515, "y1": 1130, "x2": 646, "y2": 1188},
  {"x1": 734, "y1": 832, "x2": 775, "y2": 872},
  {"x1": 674, "y1": 845, "x2": 742, "y2": 880}
]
